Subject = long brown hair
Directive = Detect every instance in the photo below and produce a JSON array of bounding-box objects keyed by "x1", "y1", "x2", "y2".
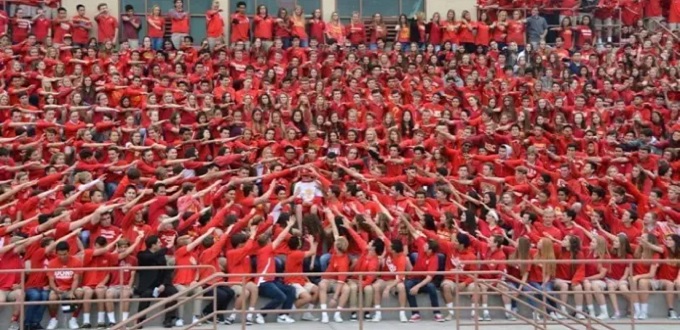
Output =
[{"x1": 537, "y1": 238, "x2": 556, "y2": 277}]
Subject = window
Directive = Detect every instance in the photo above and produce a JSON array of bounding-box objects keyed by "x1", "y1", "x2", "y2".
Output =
[{"x1": 336, "y1": 0, "x2": 424, "y2": 19}]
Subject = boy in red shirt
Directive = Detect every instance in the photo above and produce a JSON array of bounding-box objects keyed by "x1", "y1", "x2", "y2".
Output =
[
  {"x1": 46, "y1": 241, "x2": 84, "y2": 330},
  {"x1": 94, "y1": 3, "x2": 118, "y2": 43},
  {"x1": 317, "y1": 208, "x2": 351, "y2": 323}
]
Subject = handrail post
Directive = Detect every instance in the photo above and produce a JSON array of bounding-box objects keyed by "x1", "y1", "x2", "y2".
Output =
[
  {"x1": 630, "y1": 259, "x2": 635, "y2": 330},
  {"x1": 118, "y1": 266, "x2": 123, "y2": 327},
  {"x1": 358, "y1": 273, "x2": 363, "y2": 330},
  {"x1": 240, "y1": 276, "x2": 246, "y2": 330},
  {"x1": 455, "y1": 268, "x2": 460, "y2": 329},
  {"x1": 473, "y1": 271, "x2": 479, "y2": 330},
  {"x1": 20, "y1": 264, "x2": 25, "y2": 330}
]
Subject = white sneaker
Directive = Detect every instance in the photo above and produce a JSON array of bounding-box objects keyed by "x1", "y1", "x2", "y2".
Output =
[
  {"x1": 277, "y1": 315, "x2": 295, "y2": 324},
  {"x1": 611, "y1": 312, "x2": 621, "y2": 320},
  {"x1": 576, "y1": 313, "x2": 586, "y2": 320},
  {"x1": 334, "y1": 313, "x2": 344, "y2": 323},
  {"x1": 597, "y1": 313, "x2": 609, "y2": 320},
  {"x1": 68, "y1": 317, "x2": 79, "y2": 330},
  {"x1": 370, "y1": 314, "x2": 381, "y2": 322},
  {"x1": 669, "y1": 310, "x2": 678, "y2": 319},
  {"x1": 321, "y1": 313, "x2": 329, "y2": 324},
  {"x1": 175, "y1": 318, "x2": 184, "y2": 327},
  {"x1": 8, "y1": 321, "x2": 19, "y2": 330},
  {"x1": 638, "y1": 313, "x2": 647, "y2": 320},
  {"x1": 192, "y1": 316, "x2": 202, "y2": 325},
  {"x1": 532, "y1": 312, "x2": 543, "y2": 321},
  {"x1": 399, "y1": 311, "x2": 408, "y2": 323},
  {"x1": 634, "y1": 312, "x2": 641, "y2": 320},
  {"x1": 46, "y1": 318, "x2": 59, "y2": 330},
  {"x1": 255, "y1": 314, "x2": 265, "y2": 324},
  {"x1": 482, "y1": 310, "x2": 491, "y2": 321},
  {"x1": 505, "y1": 312, "x2": 517, "y2": 321},
  {"x1": 301, "y1": 312, "x2": 319, "y2": 321}
]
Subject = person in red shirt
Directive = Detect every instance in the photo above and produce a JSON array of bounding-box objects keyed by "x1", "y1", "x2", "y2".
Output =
[
  {"x1": 168, "y1": 0, "x2": 190, "y2": 49},
  {"x1": 253, "y1": 216, "x2": 297, "y2": 323},
  {"x1": 206, "y1": 1, "x2": 225, "y2": 49},
  {"x1": 94, "y1": 3, "x2": 118, "y2": 43},
  {"x1": 80, "y1": 236, "x2": 119, "y2": 328},
  {"x1": 403, "y1": 222, "x2": 444, "y2": 322},
  {"x1": 230, "y1": 1, "x2": 250, "y2": 46},
  {"x1": 223, "y1": 226, "x2": 261, "y2": 325},
  {"x1": 172, "y1": 228, "x2": 217, "y2": 326},
  {"x1": 317, "y1": 208, "x2": 351, "y2": 323},
  {"x1": 147, "y1": 5, "x2": 165, "y2": 50},
  {"x1": 71, "y1": 4, "x2": 92, "y2": 47},
  {"x1": 0, "y1": 234, "x2": 46, "y2": 330},
  {"x1": 46, "y1": 241, "x2": 84, "y2": 330},
  {"x1": 346, "y1": 217, "x2": 384, "y2": 321},
  {"x1": 103, "y1": 236, "x2": 143, "y2": 326},
  {"x1": 629, "y1": 233, "x2": 661, "y2": 320},
  {"x1": 254, "y1": 5, "x2": 275, "y2": 49},
  {"x1": 31, "y1": 7, "x2": 52, "y2": 41},
  {"x1": 284, "y1": 230, "x2": 320, "y2": 321}
]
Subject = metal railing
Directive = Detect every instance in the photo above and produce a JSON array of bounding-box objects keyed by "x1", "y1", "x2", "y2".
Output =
[{"x1": 0, "y1": 258, "x2": 677, "y2": 330}]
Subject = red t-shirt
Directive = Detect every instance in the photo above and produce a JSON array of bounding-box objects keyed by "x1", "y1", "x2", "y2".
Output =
[
  {"x1": 147, "y1": 16, "x2": 165, "y2": 38},
  {"x1": 230, "y1": 13, "x2": 250, "y2": 42},
  {"x1": 284, "y1": 250, "x2": 308, "y2": 285},
  {"x1": 81, "y1": 249, "x2": 114, "y2": 287},
  {"x1": 96, "y1": 15, "x2": 118, "y2": 42},
  {"x1": 32, "y1": 16, "x2": 51, "y2": 40},
  {"x1": 0, "y1": 250, "x2": 22, "y2": 290},
  {"x1": 48, "y1": 256, "x2": 82, "y2": 291},
  {"x1": 109, "y1": 254, "x2": 137, "y2": 286},
  {"x1": 206, "y1": 10, "x2": 224, "y2": 38}
]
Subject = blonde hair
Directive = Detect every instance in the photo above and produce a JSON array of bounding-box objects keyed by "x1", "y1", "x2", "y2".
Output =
[{"x1": 536, "y1": 238, "x2": 556, "y2": 277}]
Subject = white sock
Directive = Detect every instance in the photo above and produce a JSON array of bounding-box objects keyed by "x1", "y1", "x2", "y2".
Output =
[
  {"x1": 107, "y1": 312, "x2": 116, "y2": 323},
  {"x1": 122, "y1": 312, "x2": 129, "y2": 321},
  {"x1": 307, "y1": 303, "x2": 315, "y2": 310},
  {"x1": 504, "y1": 304, "x2": 512, "y2": 312},
  {"x1": 599, "y1": 305, "x2": 608, "y2": 315},
  {"x1": 634, "y1": 303, "x2": 641, "y2": 314},
  {"x1": 229, "y1": 309, "x2": 237, "y2": 320},
  {"x1": 374, "y1": 305, "x2": 381, "y2": 317},
  {"x1": 83, "y1": 313, "x2": 90, "y2": 324},
  {"x1": 399, "y1": 310, "x2": 406, "y2": 318},
  {"x1": 446, "y1": 302, "x2": 454, "y2": 313},
  {"x1": 561, "y1": 306, "x2": 568, "y2": 313},
  {"x1": 575, "y1": 305, "x2": 583, "y2": 313},
  {"x1": 320, "y1": 304, "x2": 327, "y2": 310},
  {"x1": 97, "y1": 312, "x2": 105, "y2": 323},
  {"x1": 587, "y1": 305, "x2": 595, "y2": 314},
  {"x1": 642, "y1": 303, "x2": 648, "y2": 314},
  {"x1": 482, "y1": 303, "x2": 488, "y2": 309},
  {"x1": 335, "y1": 307, "x2": 342, "y2": 318}
]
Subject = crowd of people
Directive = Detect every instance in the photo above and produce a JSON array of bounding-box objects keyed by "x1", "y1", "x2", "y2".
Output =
[{"x1": 0, "y1": 0, "x2": 680, "y2": 329}]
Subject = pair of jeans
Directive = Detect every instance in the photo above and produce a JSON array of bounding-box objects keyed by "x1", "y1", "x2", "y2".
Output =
[
  {"x1": 202, "y1": 286, "x2": 235, "y2": 319},
  {"x1": 259, "y1": 280, "x2": 295, "y2": 313},
  {"x1": 151, "y1": 38, "x2": 163, "y2": 50},
  {"x1": 25, "y1": 288, "x2": 49, "y2": 326},
  {"x1": 405, "y1": 279, "x2": 440, "y2": 315},
  {"x1": 523, "y1": 281, "x2": 556, "y2": 311}
]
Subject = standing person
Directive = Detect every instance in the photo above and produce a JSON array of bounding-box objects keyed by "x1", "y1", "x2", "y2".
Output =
[
  {"x1": 120, "y1": 5, "x2": 141, "y2": 49},
  {"x1": 230, "y1": 1, "x2": 250, "y2": 48},
  {"x1": 206, "y1": 1, "x2": 225, "y2": 49},
  {"x1": 168, "y1": 0, "x2": 189, "y2": 49},
  {"x1": 308, "y1": 9, "x2": 325, "y2": 45},
  {"x1": 135, "y1": 235, "x2": 179, "y2": 328},
  {"x1": 369, "y1": 13, "x2": 386, "y2": 50},
  {"x1": 290, "y1": 5, "x2": 308, "y2": 47},
  {"x1": 274, "y1": 7, "x2": 292, "y2": 48},
  {"x1": 0, "y1": 8, "x2": 8, "y2": 36},
  {"x1": 147, "y1": 5, "x2": 164, "y2": 50},
  {"x1": 254, "y1": 5, "x2": 274, "y2": 49},
  {"x1": 526, "y1": 7, "x2": 548, "y2": 48},
  {"x1": 71, "y1": 5, "x2": 91, "y2": 48},
  {"x1": 31, "y1": 7, "x2": 51, "y2": 42},
  {"x1": 94, "y1": 3, "x2": 118, "y2": 44},
  {"x1": 11, "y1": 7, "x2": 31, "y2": 45},
  {"x1": 346, "y1": 11, "x2": 365, "y2": 47}
]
